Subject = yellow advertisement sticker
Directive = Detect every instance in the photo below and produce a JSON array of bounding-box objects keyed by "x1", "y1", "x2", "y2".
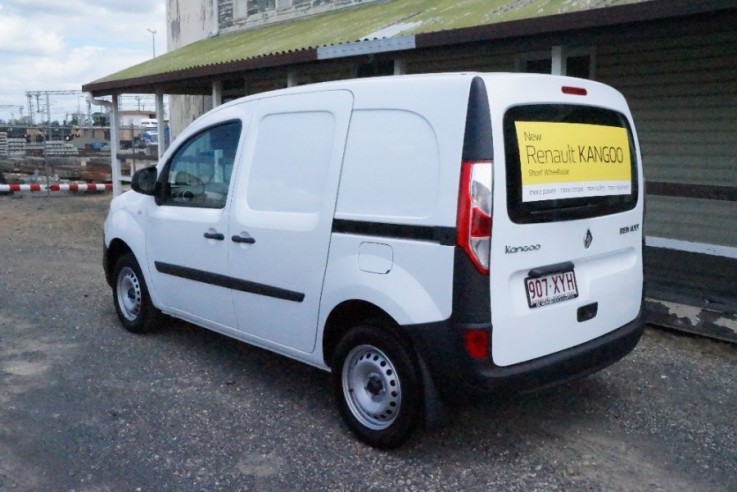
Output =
[{"x1": 515, "y1": 121, "x2": 632, "y2": 202}]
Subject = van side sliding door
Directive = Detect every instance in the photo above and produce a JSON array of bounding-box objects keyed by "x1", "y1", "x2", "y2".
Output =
[{"x1": 227, "y1": 90, "x2": 354, "y2": 352}]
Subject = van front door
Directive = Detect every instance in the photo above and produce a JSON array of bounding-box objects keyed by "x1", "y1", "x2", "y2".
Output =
[
  {"x1": 146, "y1": 120, "x2": 243, "y2": 329},
  {"x1": 227, "y1": 91, "x2": 353, "y2": 353}
]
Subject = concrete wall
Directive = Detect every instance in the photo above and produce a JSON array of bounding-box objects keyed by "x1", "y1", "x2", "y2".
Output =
[
  {"x1": 222, "y1": 0, "x2": 382, "y2": 32},
  {"x1": 167, "y1": 0, "x2": 382, "y2": 139},
  {"x1": 168, "y1": 0, "x2": 214, "y2": 50},
  {"x1": 167, "y1": 0, "x2": 216, "y2": 138}
]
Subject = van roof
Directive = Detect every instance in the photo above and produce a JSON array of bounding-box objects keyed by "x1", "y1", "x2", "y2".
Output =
[{"x1": 217, "y1": 72, "x2": 618, "y2": 109}]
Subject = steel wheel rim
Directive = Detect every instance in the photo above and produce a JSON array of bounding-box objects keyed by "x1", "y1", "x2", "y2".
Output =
[
  {"x1": 341, "y1": 344, "x2": 401, "y2": 430},
  {"x1": 117, "y1": 266, "x2": 142, "y2": 321}
]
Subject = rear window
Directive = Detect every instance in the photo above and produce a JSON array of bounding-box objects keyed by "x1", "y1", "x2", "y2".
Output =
[{"x1": 504, "y1": 104, "x2": 638, "y2": 223}]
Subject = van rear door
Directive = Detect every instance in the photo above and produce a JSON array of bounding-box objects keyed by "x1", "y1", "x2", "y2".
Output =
[{"x1": 482, "y1": 74, "x2": 644, "y2": 367}]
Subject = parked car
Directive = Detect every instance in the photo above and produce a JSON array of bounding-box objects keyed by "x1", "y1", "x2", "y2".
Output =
[{"x1": 103, "y1": 73, "x2": 645, "y2": 448}]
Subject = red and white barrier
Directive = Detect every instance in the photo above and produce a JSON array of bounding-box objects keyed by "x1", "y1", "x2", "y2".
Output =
[{"x1": 0, "y1": 183, "x2": 113, "y2": 193}]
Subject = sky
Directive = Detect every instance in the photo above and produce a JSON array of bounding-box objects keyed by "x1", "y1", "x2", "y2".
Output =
[{"x1": 0, "y1": 0, "x2": 167, "y2": 123}]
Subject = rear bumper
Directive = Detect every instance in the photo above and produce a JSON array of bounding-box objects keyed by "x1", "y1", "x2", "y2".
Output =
[{"x1": 404, "y1": 310, "x2": 645, "y2": 397}]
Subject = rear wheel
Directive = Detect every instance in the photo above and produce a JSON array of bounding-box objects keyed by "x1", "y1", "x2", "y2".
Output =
[
  {"x1": 332, "y1": 324, "x2": 423, "y2": 449},
  {"x1": 112, "y1": 252, "x2": 161, "y2": 333}
]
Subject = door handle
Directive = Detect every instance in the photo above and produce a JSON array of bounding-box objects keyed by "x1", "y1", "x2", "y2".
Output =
[
  {"x1": 232, "y1": 233, "x2": 256, "y2": 244},
  {"x1": 203, "y1": 231, "x2": 225, "y2": 240}
]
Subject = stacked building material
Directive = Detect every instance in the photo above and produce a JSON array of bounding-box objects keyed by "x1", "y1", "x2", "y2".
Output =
[
  {"x1": 8, "y1": 138, "x2": 26, "y2": 155},
  {"x1": 44, "y1": 141, "x2": 79, "y2": 156}
]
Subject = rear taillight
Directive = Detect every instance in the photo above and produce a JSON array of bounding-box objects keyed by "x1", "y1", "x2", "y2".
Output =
[{"x1": 457, "y1": 160, "x2": 493, "y2": 274}]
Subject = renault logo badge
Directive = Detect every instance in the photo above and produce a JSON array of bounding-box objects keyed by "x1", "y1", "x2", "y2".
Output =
[{"x1": 584, "y1": 229, "x2": 593, "y2": 249}]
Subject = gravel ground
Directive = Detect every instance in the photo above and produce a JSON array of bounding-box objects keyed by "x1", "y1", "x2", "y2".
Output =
[{"x1": 0, "y1": 193, "x2": 736, "y2": 491}]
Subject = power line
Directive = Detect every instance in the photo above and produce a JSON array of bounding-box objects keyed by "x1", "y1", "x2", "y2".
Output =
[
  {"x1": 19, "y1": 91, "x2": 165, "y2": 125},
  {"x1": 25, "y1": 90, "x2": 83, "y2": 125},
  {"x1": 0, "y1": 104, "x2": 24, "y2": 121}
]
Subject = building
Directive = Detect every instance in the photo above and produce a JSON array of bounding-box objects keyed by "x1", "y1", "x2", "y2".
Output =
[
  {"x1": 119, "y1": 110, "x2": 158, "y2": 129},
  {"x1": 83, "y1": 0, "x2": 737, "y2": 341}
]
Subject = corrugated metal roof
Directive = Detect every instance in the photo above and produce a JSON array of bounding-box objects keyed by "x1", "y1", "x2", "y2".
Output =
[{"x1": 83, "y1": 0, "x2": 732, "y2": 94}]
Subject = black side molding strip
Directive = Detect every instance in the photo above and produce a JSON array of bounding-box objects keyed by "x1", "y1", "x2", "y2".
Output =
[
  {"x1": 332, "y1": 219, "x2": 456, "y2": 246},
  {"x1": 154, "y1": 262, "x2": 305, "y2": 303}
]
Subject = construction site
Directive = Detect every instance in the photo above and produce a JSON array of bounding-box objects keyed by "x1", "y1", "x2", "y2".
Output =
[{"x1": 0, "y1": 91, "x2": 167, "y2": 190}]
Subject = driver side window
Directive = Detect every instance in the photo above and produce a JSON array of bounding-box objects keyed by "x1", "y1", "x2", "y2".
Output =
[{"x1": 161, "y1": 120, "x2": 242, "y2": 208}]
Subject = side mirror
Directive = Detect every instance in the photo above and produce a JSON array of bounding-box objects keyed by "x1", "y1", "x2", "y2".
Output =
[{"x1": 131, "y1": 166, "x2": 158, "y2": 196}]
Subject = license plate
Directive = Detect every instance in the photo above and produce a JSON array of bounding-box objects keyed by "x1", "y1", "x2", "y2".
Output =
[{"x1": 525, "y1": 270, "x2": 578, "y2": 308}]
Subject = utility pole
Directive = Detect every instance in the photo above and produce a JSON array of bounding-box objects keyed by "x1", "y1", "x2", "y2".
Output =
[
  {"x1": 25, "y1": 90, "x2": 84, "y2": 125},
  {"x1": 46, "y1": 93, "x2": 51, "y2": 126},
  {"x1": 27, "y1": 94, "x2": 34, "y2": 125},
  {"x1": 147, "y1": 28, "x2": 157, "y2": 58}
]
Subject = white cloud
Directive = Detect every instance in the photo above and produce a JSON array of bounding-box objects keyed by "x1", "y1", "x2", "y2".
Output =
[
  {"x1": 0, "y1": 14, "x2": 65, "y2": 55},
  {"x1": 1, "y1": 0, "x2": 80, "y2": 17},
  {"x1": 0, "y1": 0, "x2": 166, "y2": 121},
  {"x1": 80, "y1": 0, "x2": 161, "y2": 15}
]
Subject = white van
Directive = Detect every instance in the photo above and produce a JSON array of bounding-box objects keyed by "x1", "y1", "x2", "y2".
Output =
[{"x1": 103, "y1": 73, "x2": 645, "y2": 448}]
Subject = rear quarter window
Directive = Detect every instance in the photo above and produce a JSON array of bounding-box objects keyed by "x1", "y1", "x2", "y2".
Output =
[{"x1": 504, "y1": 104, "x2": 638, "y2": 223}]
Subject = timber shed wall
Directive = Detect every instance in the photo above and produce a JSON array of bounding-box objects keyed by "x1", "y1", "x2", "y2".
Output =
[
  {"x1": 595, "y1": 16, "x2": 737, "y2": 341},
  {"x1": 390, "y1": 12, "x2": 737, "y2": 341},
  {"x1": 597, "y1": 21, "x2": 737, "y2": 248},
  {"x1": 161, "y1": 5, "x2": 737, "y2": 341}
]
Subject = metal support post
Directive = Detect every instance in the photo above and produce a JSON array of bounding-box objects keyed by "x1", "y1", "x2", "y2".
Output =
[
  {"x1": 156, "y1": 92, "x2": 166, "y2": 160},
  {"x1": 110, "y1": 95, "x2": 122, "y2": 197}
]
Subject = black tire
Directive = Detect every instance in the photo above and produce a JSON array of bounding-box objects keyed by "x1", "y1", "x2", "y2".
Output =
[
  {"x1": 112, "y1": 252, "x2": 161, "y2": 333},
  {"x1": 332, "y1": 324, "x2": 423, "y2": 449}
]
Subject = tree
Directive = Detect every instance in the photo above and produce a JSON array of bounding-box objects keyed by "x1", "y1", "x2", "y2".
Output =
[{"x1": 92, "y1": 112, "x2": 109, "y2": 126}]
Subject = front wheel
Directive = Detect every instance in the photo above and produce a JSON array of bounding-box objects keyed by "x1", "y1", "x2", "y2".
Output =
[
  {"x1": 112, "y1": 252, "x2": 161, "y2": 333},
  {"x1": 332, "y1": 325, "x2": 423, "y2": 449}
]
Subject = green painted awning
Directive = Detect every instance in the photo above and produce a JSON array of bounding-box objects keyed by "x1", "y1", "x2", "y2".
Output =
[
  {"x1": 83, "y1": 0, "x2": 663, "y2": 94},
  {"x1": 87, "y1": 0, "x2": 643, "y2": 82}
]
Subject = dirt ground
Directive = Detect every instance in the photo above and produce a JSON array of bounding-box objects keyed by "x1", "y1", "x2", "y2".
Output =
[{"x1": 1, "y1": 192, "x2": 736, "y2": 491}]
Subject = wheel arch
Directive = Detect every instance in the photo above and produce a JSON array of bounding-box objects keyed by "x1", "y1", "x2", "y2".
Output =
[
  {"x1": 326, "y1": 302, "x2": 448, "y2": 446},
  {"x1": 322, "y1": 300, "x2": 415, "y2": 370},
  {"x1": 104, "y1": 202, "x2": 153, "y2": 295},
  {"x1": 105, "y1": 238, "x2": 134, "y2": 286},
  {"x1": 322, "y1": 299, "x2": 450, "y2": 431}
]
